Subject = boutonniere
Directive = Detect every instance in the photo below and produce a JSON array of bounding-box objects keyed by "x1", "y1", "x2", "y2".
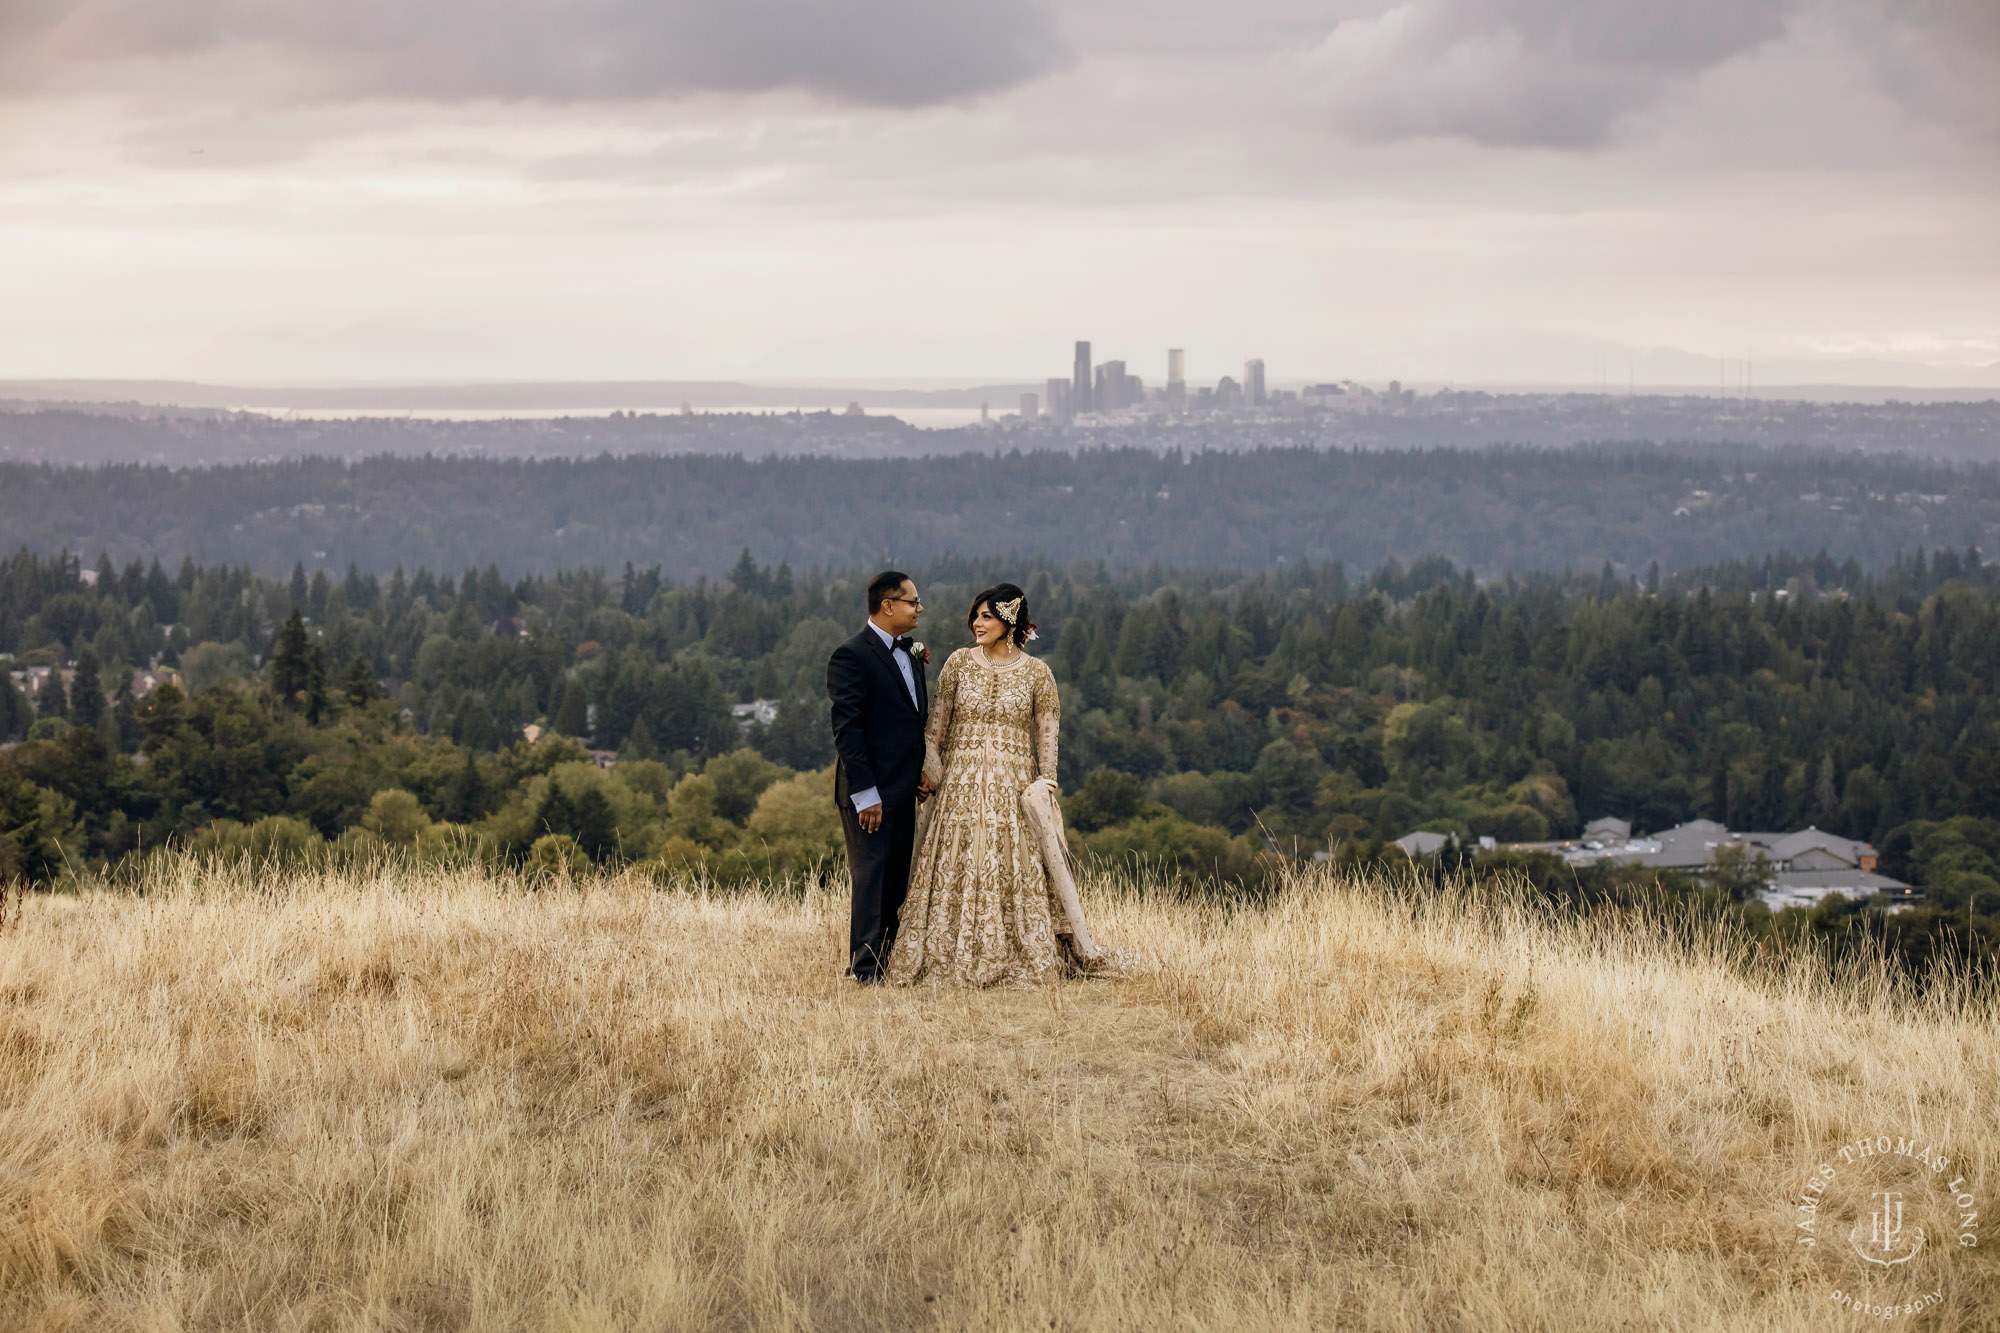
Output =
[{"x1": 911, "y1": 641, "x2": 931, "y2": 666}]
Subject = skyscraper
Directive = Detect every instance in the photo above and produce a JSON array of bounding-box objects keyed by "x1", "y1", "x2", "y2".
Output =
[
  {"x1": 1045, "y1": 377, "x2": 1071, "y2": 423},
  {"x1": 1099, "y1": 360, "x2": 1133, "y2": 412},
  {"x1": 1019, "y1": 391, "x2": 1039, "y2": 420},
  {"x1": 1167, "y1": 349, "x2": 1185, "y2": 406},
  {"x1": 1073, "y1": 341, "x2": 1092, "y2": 415},
  {"x1": 1243, "y1": 358, "x2": 1266, "y2": 408}
]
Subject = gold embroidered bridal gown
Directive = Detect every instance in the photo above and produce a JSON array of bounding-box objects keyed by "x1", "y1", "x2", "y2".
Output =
[{"x1": 886, "y1": 646, "x2": 1092, "y2": 987}]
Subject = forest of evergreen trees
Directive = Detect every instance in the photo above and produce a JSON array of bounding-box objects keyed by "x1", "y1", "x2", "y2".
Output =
[
  {"x1": 1, "y1": 443, "x2": 1996, "y2": 579},
  {"x1": 3, "y1": 541, "x2": 1997, "y2": 974}
]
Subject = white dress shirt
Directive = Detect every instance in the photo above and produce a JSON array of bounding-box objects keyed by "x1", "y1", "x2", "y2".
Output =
[{"x1": 850, "y1": 620, "x2": 918, "y2": 811}]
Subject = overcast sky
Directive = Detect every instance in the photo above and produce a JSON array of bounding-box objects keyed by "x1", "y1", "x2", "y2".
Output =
[{"x1": 1, "y1": 0, "x2": 1994, "y2": 387}]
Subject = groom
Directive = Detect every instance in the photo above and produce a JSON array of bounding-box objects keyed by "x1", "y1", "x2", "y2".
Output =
[{"x1": 827, "y1": 570, "x2": 931, "y2": 984}]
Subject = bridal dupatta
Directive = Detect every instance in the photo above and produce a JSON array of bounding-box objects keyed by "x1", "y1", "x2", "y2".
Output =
[{"x1": 1019, "y1": 776, "x2": 1106, "y2": 963}]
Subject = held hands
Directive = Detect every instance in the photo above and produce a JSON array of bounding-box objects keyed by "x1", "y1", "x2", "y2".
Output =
[{"x1": 861, "y1": 773, "x2": 939, "y2": 829}]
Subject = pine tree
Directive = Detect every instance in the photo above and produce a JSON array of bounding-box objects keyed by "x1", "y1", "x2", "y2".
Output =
[
  {"x1": 113, "y1": 686, "x2": 143, "y2": 754},
  {"x1": 1813, "y1": 754, "x2": 1838, "y2": 822},
  {"x1": 304, "y1": 644, "x2": 329, "y2": 725},
  {"x1": 145, "y1": 557, "x2": 178, "y2": 622},
  {"x1": 729, "y1": 547, "x2": 764, "y2": 596},
  {"x1": 446, "y1": 749, "x2": 486, "y2": 823},
  {"x1": 69, "y1": 650, "x2": 104, "y2": 729},
  {"x1": 598, "y1": 654, "x2": 650, "y2": 750},
  {"x1": 342, "y1": 655, "x2": 376, "y2": 708},
  {"x1": 533, "y1": 781, "x2": 578, "y2": 841},
  {"x1": 38, "y1": 668, "x2": 68, "y2": 721},
  {"x1": 0, "y1": 674, "x2": 28, "y2": 741},
  {"x1": 270, "y1": 609, "x2": 312, "y2": 707},
  {"x1": 623, "y1": 717, "x2": 659, "y2": 761},
  {"x1": 573, "y1": 787, "x2": 619, "y2": 863},
  {"x1": 552, "y1": 678, "x2": 588, "y2": 737}
]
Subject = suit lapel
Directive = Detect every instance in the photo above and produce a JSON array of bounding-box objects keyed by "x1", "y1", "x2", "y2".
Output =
[{"x1": 865, "y1": 627, "x2": 921, "y2": 715}]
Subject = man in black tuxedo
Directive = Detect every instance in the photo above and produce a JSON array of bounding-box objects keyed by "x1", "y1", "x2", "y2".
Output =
[{"x1": 827, "y1": 570, "x2": 931, "y2": 983}]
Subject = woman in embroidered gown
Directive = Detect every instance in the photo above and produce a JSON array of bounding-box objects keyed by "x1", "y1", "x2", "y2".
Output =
[{"x1": 885, "y1": 583, "x2": 1109, "y2": 987}]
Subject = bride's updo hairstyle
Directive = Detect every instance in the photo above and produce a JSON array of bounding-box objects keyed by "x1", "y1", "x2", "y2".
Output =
[{"x1": 968, "y1": 583, "x2": 1033, "y2": 648}]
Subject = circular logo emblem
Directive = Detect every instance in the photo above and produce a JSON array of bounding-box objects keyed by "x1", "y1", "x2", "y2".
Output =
[{"x1": 1793, "y1": 1131, "x2": 1981, "y2": 1320}]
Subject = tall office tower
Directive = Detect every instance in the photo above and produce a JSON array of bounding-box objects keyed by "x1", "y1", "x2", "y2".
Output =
[
  {"x1": 1244, "y1": 358, "x2": 1267, "y2": 407},
  {"x1": 1020, "y1": 392, "x2": 1039, "y2": 420},
  {"x1": 1073, "y1": 341, "x2": 1093, "y2": 414},
  {"x1": 1045, "y1": 377, "x2": 1070, "y2": 422},
  {"x1": 1096, "y1": 360, "x2": 1131, "y2": 412},
  {"x1": 1167, "y1": 349, "x2": 1186, "y2": 406}
]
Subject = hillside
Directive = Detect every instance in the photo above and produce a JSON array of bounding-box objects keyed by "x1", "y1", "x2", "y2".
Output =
[
  {"x1": 2, "y1": 862, "x2": 1993, "y2": 1329},
  {"x1": 2, "y1": 443, "x2": 1997, "y2": 577}
]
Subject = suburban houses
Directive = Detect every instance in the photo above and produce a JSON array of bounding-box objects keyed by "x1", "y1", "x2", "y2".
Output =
[{"x1": 1393, "y1": 816, "x2": 1916, "y2": 912}]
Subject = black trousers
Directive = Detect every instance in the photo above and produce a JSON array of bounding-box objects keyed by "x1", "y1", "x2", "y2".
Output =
[{"x1": 838, "y1": 797, "x2": 916, "y2": 979}]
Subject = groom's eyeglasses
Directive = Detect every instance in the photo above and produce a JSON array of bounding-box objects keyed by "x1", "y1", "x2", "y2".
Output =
[{"x1": 885, "y1": 595, "x2": 924, "y2": 609}]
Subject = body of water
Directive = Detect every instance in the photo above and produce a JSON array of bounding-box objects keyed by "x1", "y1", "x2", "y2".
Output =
[{"x1": 231, "y1": 405, "x2": 999, "y2": 429}]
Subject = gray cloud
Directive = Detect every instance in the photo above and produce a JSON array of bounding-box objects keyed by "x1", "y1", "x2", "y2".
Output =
[
  {"x1": 1301, "y1": 0, "x2": 1798, "y2": 147},
  {"x1": 1294, "y1": 0, "x2": 2000, "y2": 150},
  {"x1": 10, "y1": 0, "x2": 1061, "y2": 107},
  {"x1": 1856, "y1": 0, "x2": 2000, "y2": 141}
]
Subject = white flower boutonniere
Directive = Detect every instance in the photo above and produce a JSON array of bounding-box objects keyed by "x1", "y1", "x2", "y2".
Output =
[{"x1": 911, "y1": 641, "x2": 930, "y2": 666}]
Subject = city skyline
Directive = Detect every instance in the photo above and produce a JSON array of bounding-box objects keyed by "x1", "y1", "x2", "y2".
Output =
[{"x1": 1, "y1": 1, "x2": 1994, "y2": 387}]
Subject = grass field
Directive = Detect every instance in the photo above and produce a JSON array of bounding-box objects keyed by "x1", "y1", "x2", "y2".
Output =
[{"x1": 1, "y1": 861, "x2": 1995, "y2": 1331}]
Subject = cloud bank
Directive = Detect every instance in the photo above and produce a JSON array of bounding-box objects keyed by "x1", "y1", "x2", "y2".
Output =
[
  {"x1": 7, "y1": 0, "x2": 1062, "y2": 107},
  {"x1": 1300, "y1": 0, "x2": 1998, "y2": 147},
  {"x1": 9, "y1": 0, "x2": 1994, "y2": 154}
]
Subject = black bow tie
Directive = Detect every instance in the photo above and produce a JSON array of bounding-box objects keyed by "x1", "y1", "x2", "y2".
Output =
[{"x1": 893, "y1": 635, "x2": 915, "y2": 654}]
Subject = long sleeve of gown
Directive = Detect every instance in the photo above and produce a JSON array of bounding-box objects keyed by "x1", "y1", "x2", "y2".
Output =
[
  {"x1": 926, "y1": 650, "x2": 960, "y2": 753},
  {"x1": 1032, "y1": 662, "x2": 1060, "y2": 781}
]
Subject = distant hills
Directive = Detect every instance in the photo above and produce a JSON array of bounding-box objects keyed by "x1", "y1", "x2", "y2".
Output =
[
  {"x1": 2, "y1": 394, "x2": 1998, "y2": 469},
  {"x1": 3, "y1": 372, "x2": 1995, "y2": 419},
  {"x1": 2, "y1": 443, "x2": 1994, "y2": 580}
]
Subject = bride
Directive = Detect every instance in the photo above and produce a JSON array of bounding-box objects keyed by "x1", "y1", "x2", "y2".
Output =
[{"x1": 885, "y1": 582, "x2": 1115, "y2": 987}]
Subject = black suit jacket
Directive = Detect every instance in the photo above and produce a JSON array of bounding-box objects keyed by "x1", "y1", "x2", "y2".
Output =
[{"x1": 827, "y1": 626, "x2": 929, "y2": 810}]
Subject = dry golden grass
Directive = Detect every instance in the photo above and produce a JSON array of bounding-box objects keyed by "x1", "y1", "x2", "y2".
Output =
[{"x1": 1, "y1": 860, "x2": 1996, "y2": 1331}]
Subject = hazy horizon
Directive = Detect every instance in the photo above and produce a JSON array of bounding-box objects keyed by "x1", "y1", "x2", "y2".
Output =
[{"x1": 6, "y1": 362, "x2": 2000, "y2": 409}]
